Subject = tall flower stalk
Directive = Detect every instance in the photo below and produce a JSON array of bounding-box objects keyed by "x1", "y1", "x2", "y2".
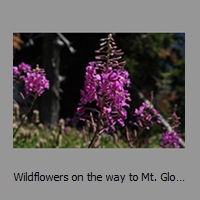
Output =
[
  {"x1": 77, "y1": 34, "x2": 131, "y2": 148},
  {"x1": 13, "y1": 63, "x2": 50, "y2": 137}
]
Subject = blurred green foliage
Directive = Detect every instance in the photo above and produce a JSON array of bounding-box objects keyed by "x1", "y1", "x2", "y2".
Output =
[
  {"x1": 13, "y1": 123, "x2": 130, "y2": 148},
  {"x1": 13, "y1": 121, "x2": 164, "y2": 148}
]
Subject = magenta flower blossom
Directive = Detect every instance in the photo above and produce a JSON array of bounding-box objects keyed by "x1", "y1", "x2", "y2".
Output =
[
  {"x1": 18, "y1": 62, "x2": 31, "y2": 73},
  {"x1": 133, "y1": 102, "x2": 161, "y2": 130},
  {"x1": 161, "y1": 131, "x2": 180, "y2": 148},
  {"x1": 13, "y1": 62, "x2": 31, "y2": 76},
  {"x1": 13, "y1": 66, "x2": 19, "y2": 75},
  {"x1": 161, "y1": 105, "x2": 181, "y2": 148},
  {"x1": 79, "y1": 62, "x2": 100, "y2": 105},
  {"x1": 23, "y1": 66, "x2": 50, "y2": 96},
  {"x1": 77, "y1": 34, "x2": 131, "y2": 132},
  {"x1": 13, "y1": 63, "x2": 50, "y2": 97},
  {"x1": 13, "y1": 62, "x2": 50, "y2": 137}
]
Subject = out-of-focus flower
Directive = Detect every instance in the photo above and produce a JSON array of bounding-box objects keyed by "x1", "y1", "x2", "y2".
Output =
[
  {"x1": 13, "y1": 66, "x2": 19, "y2": 75},
  {"x1": 65, "y1": 126, "x2": 70, "y2": 135},
  {"x1": 23, "y1": 66, "x2": 50, "y2": 96},
  {"x1": 13, "y1": 63, "x2": 50, "y2": 97},
  {"x1": 18, "y1": 62, "x2": 31, "y2": 73},
  {"x1": 77, "y1": 106, "x2": 85, "y2": 115},
  {"x1": 161, "y1": 131, "x2": 180, "y2": 148},
  {"x1": 133, "y1": 102, "x2": 161, "y2": 130},
  {"x1": 161, "y1": 105, "x2": 181, "y2": 148}
]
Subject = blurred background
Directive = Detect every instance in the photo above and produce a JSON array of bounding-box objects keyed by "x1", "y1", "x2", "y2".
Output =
[{"x1": 13, "y1": 33, "x2": 185, "y2": 147}]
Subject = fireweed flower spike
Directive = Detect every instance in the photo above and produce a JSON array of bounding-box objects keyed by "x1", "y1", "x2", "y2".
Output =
[
  {"x1": 13, "y1": 63, "x2": 50, "y2": 137},
  {"x1": 161, "y1": 105, "x2": 181, "y2": 148},
  {"x1": 77, "y1": 34, "x2": 131, "y2": 147}
]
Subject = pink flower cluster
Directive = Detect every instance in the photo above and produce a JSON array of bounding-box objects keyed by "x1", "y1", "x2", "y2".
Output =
[
  {"x1": 161, "y1": 106, "x2": 181, "y2": 148},
  {"x1": 13, "y1": 62, "x2": 50, "y2": 97},
  {"x1": 23, "y1": 68, "x2": 50, "y2": 96},
  {"x1": 133, "y1": 102, "x2": 161, "y2": 130},
  {"x1": 161, "y1": 131, "x2": 180, "y2": 148},
  {"x1": 79, "y1": 62, "x2": 101, "y2": 105},
  {"x1": 13, "y1": 62, "x2": 31, "y2": 75},
  {"x1": 77, "y1": 34, "x2": 131, "y2": 131}
]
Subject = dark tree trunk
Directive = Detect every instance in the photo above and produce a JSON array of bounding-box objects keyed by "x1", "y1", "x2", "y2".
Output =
[{"x1": 40, "y1": 33, "x2": 62, "y2": 127}]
